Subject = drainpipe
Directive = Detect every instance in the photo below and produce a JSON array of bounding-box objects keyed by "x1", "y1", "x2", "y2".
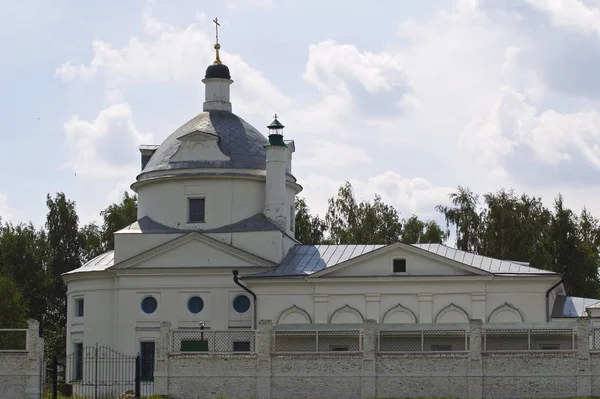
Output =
[
  {"x1": 546, "y1": 278, "x2": 564, "y2": 322},
  {"x1": 233, "y1": 270, "x2": 257, "y2": 329}
]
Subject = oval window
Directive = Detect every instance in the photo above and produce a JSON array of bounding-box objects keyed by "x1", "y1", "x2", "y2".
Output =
[
  {"x1": 141, "y1": 296, "x2": 158, "y2": 314},
  {"x1": 187, "y1": 296, "x2": 204, "y2": 314},
  {"x1": 233, "y1": 295, "x2": 251, "y2": 313}
]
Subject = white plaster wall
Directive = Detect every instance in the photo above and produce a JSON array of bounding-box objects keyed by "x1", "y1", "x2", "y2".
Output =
[
  {"x1": 330, "y1": 248, "x2": 471, "y2": 277},
  {"x1": 114, "y1": 233, "x2": 184, "y2": 264},
  {"x1": 250, "y1": 278, "x2": 558, "y2": 325},
  {"x1": 136, "y1": 176, "x2": 265, "y2": 230},
  {"x1": 66, "y1": 272, "x2": 257, "y2": 356},
  {"x1": 207, "y1": 230, "x2": 286, "y2": 264}
]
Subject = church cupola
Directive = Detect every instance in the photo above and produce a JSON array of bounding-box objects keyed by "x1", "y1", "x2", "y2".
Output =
[
  {"x1": 264, "y1": 115, "x2": 288, "y2": 231},
  {"x1": 203, "y1": 18, "x2": 233, "y2": 112}
]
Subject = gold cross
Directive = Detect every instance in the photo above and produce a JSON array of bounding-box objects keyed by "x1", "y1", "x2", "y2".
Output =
[{"x1": 213, "y1": 17, "x2": 220, "y2": 45}]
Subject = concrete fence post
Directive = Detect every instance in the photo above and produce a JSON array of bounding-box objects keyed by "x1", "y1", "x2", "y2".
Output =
[
  {"x1": 256, "y1": 320, "x2": 273, "y2": 399},
  {"x1": 361, "y1": 319, "x2": 378, "y2": 399},
  {"x1": 467, "y1": 319, "x2": 483, "y2": 399},
  {"x1": 25, "y1": 319, "x2": 44, "y2": 399},
  {"x1": 576, "y1": 317, "x2": 591, "y2": 397},
  {"x1": 154, "y1": 321, "x2": 172, "y2": 396}
]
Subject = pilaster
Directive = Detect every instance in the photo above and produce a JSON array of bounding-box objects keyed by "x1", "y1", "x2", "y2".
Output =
[
  {"x1": 314, "y1": 294, "x2": 329, "y2": 323},
  {"x1": 25, "y1": 319, "x2": 44, "y2": 399},
  {"x1": 256, "y1": 320, "x2": 274, "y2": 399},
  {"x1": 360, "y1": 320, "x2": 378, "y2": 399},
  {"x1": 154, "y1": 321, "x2": 171, "y2": 396},
  {"x1": 576, "y1": 317, "x2": 591, "y2": 397},
  {"x1": 418, "y1": 293, "x2": 433, "y2": 323},
  {"x1": 468, "y1": 319, "x2": 483, "y2": 399},
  {"x1": 365, "y1": 294, "x2": 381, "y2": 322},
  {"x1": 471, "y1": 293, "x2": 487, "y2": 322}
]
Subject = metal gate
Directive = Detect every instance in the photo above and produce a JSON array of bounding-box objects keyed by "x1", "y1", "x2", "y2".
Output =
[{"x1": 42, "y1": 344, "x2": 152, "y2": 399}]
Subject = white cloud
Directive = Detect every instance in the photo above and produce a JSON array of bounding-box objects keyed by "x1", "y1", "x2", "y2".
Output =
[
  {"x1": 299, "y1": 171, "x2": 452, "y2": 222},
  {"x1": 296, "y1": 140, "x2": 371, "y2": 169},
  {"x1": 227, "y1": 0, "x2": 273, "y2": 10},
  {"x1": 63, "y1": 103, "x2": 152, "y2": 178},
  {"x1": 526, "y1": 0, "x2": 600, "y2": 37},
  {"x1": 0, "y1": 193, "x2": 12, "y2": 222}
]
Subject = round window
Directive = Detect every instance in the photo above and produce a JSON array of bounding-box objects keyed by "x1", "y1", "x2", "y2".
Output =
[
  {"x1": 187, "y1": 296, "x2": 204, "y2": 314},
  {"x1": 141, "y1": 296, "x2": 157, "y2": 314},
  {"x1": 233, "y1": 295, "x2": 251, "y2": 313}
]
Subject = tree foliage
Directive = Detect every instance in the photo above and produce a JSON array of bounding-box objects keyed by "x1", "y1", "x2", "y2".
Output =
[
  {"x1": 294, "y1": 198, "x2": 327, "y2": 245},
  {"x1": 100, "y1": 192, "x2": 137, "y2": 250}
]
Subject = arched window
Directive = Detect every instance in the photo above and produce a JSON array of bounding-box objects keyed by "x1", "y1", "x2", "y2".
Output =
[
  {"x1": 141, "y1": 296, "x2": 158, "y2": 314},
  {"x1": 187, "y1": 296, "x2": 204, "y2": 314}
]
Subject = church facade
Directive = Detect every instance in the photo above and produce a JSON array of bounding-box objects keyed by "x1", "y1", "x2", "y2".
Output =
[{"x1": 62, "y1": 42, "x2": 600, "y2": 399}]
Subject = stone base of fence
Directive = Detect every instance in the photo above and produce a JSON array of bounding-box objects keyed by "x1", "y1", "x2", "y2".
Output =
[{"x1": 154, "y1": 317, "x2": 596, "y2": 399}]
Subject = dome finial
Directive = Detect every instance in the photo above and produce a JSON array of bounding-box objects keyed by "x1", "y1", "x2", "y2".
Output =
[{"x1": 213, "y1": 17, "x2": 222, "y2": 65}]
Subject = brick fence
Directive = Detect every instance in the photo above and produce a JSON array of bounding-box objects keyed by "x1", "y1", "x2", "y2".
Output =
[
  {"x1": 0, "y1": 320, "x2": 45, "y2": 399},
  {"x1": 155, "y1": 318, "x2": 599, "y2": 399}
]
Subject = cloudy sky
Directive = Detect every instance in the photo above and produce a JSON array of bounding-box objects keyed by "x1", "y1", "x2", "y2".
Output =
[{"x1": 2, "y1": 0, "x2": 600, "y2": 232}]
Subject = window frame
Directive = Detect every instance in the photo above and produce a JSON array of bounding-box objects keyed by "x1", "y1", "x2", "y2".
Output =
[
  {"x1": 74, "y1": 298, "x2": 84, "y2": 318},
  {"x1": 233, "y1": 294, "x2": 251, "y2": 314},
  {"x1": 141, "y1": 296, "x2": 158, "y2": 315},
  {"x1": 140, "y1": 341, "x2": 155, "y2": 382},
  {"x1": 187, "y1": 296, "x2": 204, "y2": 314},
  {"x1": 392, "y1": 258, "x2": 407, "y2": 273},
  {"x1": 188, "y1": 197, "x2": 206, "y2": 223},
  {"x1": 74, "y1": 343, "x2": 84, "y2": 381}
]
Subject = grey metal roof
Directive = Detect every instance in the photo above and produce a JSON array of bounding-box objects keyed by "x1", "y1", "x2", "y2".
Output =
[
  {"x1": 551, "y1": 295, "x2": 600, "y2": 318},
  {"x1": 65, "y1": 251, "x2": 115, "y2": 274},
  {"x1": 249, "y1": 245, "x2": 385, "y2": 277},
  {"x1": 412, "y1": 243, "x2": 556, "y2": 275},
  {"x1": 119, "y1": 214, "x2": 280, "y2": 234},
  {"x1": 248, "y1": 243, "x2": 559, "y2": 278},
  {"x1": 140, "y1": 110, "x2": 268, "y2": 177}
]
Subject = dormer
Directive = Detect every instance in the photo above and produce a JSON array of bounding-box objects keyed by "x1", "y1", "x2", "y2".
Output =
[
  {"x1": 139, "y1": 145, "x2": 159, "y2": 170},
  {"x1": 170, "y1": 131, "x2": 230, "y2": 163}
]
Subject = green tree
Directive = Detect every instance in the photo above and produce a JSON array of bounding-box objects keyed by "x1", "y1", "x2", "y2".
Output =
[
  {"x1": 479, "y1": 189, "x2": 552, "y2": 264},
  {"x1": 100, "y1": 192, "x2": 138, "y2": 250},
  {"x1": 0, "y1": 275, "x2": 27, "y2": 328},
  {"x1": 294, "y1": 198, "x2": 327, "y2": 244},
  {"x1": 401, "y1": 215, "x2": 447, "y2": 244},
  {"x1": 79, "y1": 222, "x2": 105, "y2": 263},
  {"x1": 546, "y1": 196, "x2": 599, "y2": 298},
  {"x1": 45, "y1": 193, "x2": 82, "y2": 359},
  {"x1": 325, "y1": 182, "x2": 403, "y2": 244},
  {"x1": 436, "y1": 186, "x2": 482, "y2": 252},
  {"x1": 0, "y1": 222, "x2": 47, "y2": 322}
]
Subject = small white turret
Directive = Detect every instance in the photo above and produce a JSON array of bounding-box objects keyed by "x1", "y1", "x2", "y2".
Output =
[
  {"x1": 203, "y1": 20, "x2": 233, "y2": 112},
  {"x1": 264, "y1": 115, "x2": 288, "y2": 231}
]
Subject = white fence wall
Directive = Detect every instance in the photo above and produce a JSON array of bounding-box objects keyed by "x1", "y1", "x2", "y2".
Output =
[{"x1": 0, "y1": 320, "x2": 44, "y2": 399}]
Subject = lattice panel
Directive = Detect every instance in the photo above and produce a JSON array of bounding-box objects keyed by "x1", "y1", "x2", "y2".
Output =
[
  {"x1": 378, "y1": 330, "x2": 468, "y2": 352},
  {"x1": 317, "y1": 330, "x2": 361, "y2": 352},
  {"x1": 484, "y1": 329, "x2": 575, "y2": 351},
  {"x1": 594, "y1": 330, "x2": 600, "y2": 350},
  {"x1": 173, "y1": 330, "x2": 255, "y2": 352},
  {"x1": 423, "y1": 330, "x2": 468, "y2": 352},
  {"x1": 274, "y1": 331, "x2": 317, "y2": 352},
  {"x1": 379, "y1": 331, "x2": 422, "y2": 352}
]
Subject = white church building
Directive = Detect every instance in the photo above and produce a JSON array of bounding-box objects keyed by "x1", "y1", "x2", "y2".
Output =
[{"x1": 62, "y1": 39, "x2": 600, "y2": 399}]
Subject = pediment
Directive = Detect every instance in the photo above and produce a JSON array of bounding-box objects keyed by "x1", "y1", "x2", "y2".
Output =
[
  {"x1": 110, "y1": 232, "x2": 275, "y2": 270},
  {"x1": 170, "y1": 131, "x2": 230, "y2": 162},
  {"x1": 309, "y1": 242, "x2": 490, "y2": 278}
]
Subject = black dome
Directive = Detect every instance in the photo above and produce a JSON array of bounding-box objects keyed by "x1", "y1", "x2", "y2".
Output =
[{"x1": 205, "y1": 63, "x2": 231, "y2": 79}]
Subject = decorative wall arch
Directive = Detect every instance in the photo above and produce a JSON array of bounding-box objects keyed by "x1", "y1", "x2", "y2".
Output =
[
  {"x1": 435, "y1": 303, "x2": 469, "y2": 323},
  {"x1": 488, "y1": 303, "x2": 524, "y2": 323},
  {"x1": 382, "y1": 304, "x2": 417, "y2": 323},
  {"x1": 277, "y1": 305, "x2": 312, "y2": 324},
  {"x1": 330, "y1": 305, "x2": 364, "y2": 324}
]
